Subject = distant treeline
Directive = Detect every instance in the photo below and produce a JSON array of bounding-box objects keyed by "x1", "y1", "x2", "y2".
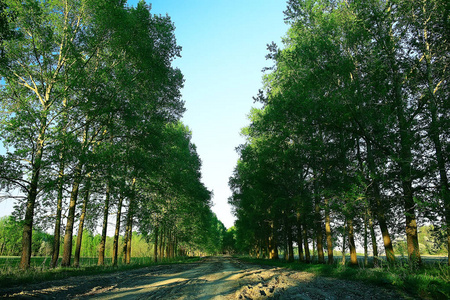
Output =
[
  {"x1": 0, "y1": 216, "x2": 235, "y2": 259},
  {"x1": 1, "y1": 216, "x2": 446, "y2": 260}
]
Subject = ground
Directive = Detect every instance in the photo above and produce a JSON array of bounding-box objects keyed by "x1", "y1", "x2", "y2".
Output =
[{"x1": 0, "y1": 256, "x2": 408, "y2": 299}]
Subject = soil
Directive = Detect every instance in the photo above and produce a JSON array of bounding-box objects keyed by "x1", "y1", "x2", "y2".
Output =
[{"x1": 0, "y1": 256, "x2": 408, "y2": 299}]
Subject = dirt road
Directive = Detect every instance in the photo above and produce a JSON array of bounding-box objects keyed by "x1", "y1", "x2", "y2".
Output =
[{"x1": 1, "y1": 256, "x2": 406, "y2": 299}]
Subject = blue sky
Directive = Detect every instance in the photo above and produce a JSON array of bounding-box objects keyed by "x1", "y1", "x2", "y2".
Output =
[
  {"x1": 137, "y1": 0, "x2": 289, "y2": 228},
  {"x1": 0, "y1": 0, "x2": 289, "y2": 229}
]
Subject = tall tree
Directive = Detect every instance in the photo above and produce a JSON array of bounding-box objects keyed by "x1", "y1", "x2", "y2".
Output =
[{"x1": 0, "y1": 0, "x2": 108, "y2": 269}]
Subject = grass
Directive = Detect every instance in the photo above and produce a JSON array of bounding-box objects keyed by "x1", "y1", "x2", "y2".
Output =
[
  {"x1": 0, "y1": 256, "x2": 201, "y2": 289},
  {"x1": 2, "y1": 255, "x2": 448, "y2": 299},
  {"x1": 238, "y1": 256, "x2": 450, "y2": 300}
]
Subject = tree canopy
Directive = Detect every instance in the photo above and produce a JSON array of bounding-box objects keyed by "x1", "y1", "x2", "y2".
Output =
[
  {"x1": 230, "y1": 0, "x2": 449, "y2": 265},
  {"x1": 0, "y1": 0, "x2": 224, "y2": 269}
]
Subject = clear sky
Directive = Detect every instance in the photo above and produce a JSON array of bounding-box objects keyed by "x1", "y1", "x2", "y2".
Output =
[
  {"x1": 0, "y1": 0, "x2": 289, "y2": 229},
  {"x1": 137, "y1": 0, "x2": 289, "y2": 228}
]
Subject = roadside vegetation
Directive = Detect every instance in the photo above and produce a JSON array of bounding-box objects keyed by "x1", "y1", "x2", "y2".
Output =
[
  {"x1": 229, "y1": 0, "x2": 449, "y2": 269},
  {"x1": 0, "y1": 255, "x2": 201, "y2": 289},
  {"x1": 0, "y1": 214, "x2": 210, "y2": 289},
  {"x1": 0, "y1": 0, "x2": 448, "y2": 299},
  {"x1": 240, "y1": 256, "x2": 450, "y2": 299},
  {"x1": 228, "y1": 0, "x2": 449, "y2": 298},
  {"x1": 0, "y1": 0, "x2": 225, "y2": 271}
]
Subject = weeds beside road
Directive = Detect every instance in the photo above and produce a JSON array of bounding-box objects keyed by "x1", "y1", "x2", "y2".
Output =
[
  {"x1": 1, "y1": 255, "x2": 449, "y2": 299},
  {"x1": 240, "y1": 256, "x2": 450, "y2": 299},
  {"x1": 1, "y1": 256, "x2": 406, "y2": 299},
  {"x1": 0, "y1": 256, "x2": 200, "y2": 289}
]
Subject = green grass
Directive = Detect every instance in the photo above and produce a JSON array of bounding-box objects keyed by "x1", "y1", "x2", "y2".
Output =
[
  {"x1": 0, "y1": 256, "x2": 162, "y2": 268},
  {"x1": 238, "y1": 257, "x2": 450, "y2": 300},
  {"x1": 0, "y1": 256, "x2": 201, "y2": 289}
]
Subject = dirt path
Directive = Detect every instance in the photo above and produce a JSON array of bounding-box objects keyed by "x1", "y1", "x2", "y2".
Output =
[{"x1": 1, "y1": 256, "x2": 407, "y2": 299}]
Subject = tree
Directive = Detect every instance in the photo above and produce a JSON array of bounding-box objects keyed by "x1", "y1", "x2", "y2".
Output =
[
  {"x1": 0, "y1": 0, "x2": 189, "y2": 268},
  {"x1": 0, "y1": 0, "x2": 112, "y2": 269},
  {"x1": 230, "y1": 0, "x2": 448, "y2": 267}
]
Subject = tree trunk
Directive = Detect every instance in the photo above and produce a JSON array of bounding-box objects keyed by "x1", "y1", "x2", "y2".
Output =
[
  {"x1": 174, "y1": 237, "x2": 178, "y2": 259},
  {"x1": 126, "y1": 222, "x2": 132, "y2": 263},
  {"x1": 287, "y1": 225, "x2": 294, "y2": 262},
  {"x1": 173, "y1": 236, "x2": 177, "y2": 259},
  {"x1": 74, "y1": 177, "x2": 91, "y2": 267},
  {"x1": 165, "y1": 230, "x2": 169, "y2": 259},
  {"x1": 347, "y1": 218, "x2": 358, "y2": 266},
  {"x1": 159, "y1": 225, "x2": 164, "y2": 259},
  {"x1": 398, "y1": 116, "x2": 421, "y2": 263},
  {"x1": 404, "y1": 185, "x2": 421, "y2": 263},
  {"x1": 341, "y1": 222, "x2": 346, "y2": 265},
  {"x1": 303, "y1": 224, "x2": 310, "y2": 263},
  {"x1": 312, "y1": 238, "x2": 316, "y2": 261},
  {"x1": 314, "y1": 189, "x2": 325, "y2": 263},
  {"x1": 269, "y1": 240, "x2": 278, "y2": 259},
  {"x1": 166, "y1": 230, "x2": 171, "y2": 259},
  {"x1": 61, "y1": 162, "x2": 83, "y2": 267},
  {"x1": 379, "y1": 213, "x2": 396, "y2": 263},
  {"x1": 296, "y1": 216, "x2": 304, "y2": 262},
  {"x1": 324, "y1": 198, "x2": 333, "y2": 264},
  {"x1": 368, "y1": 213, "x2": 379, "y2": 267},
  {"x1": 123, "y1": 220, "x2": 129, "y2": 264},
  {"x1": 268, "y1": 222, "x2": 278, "y2": 259},
  {"x1": 166, "y1": 241, "x2": 169, "y2": 259},
  {"x1": 125, "y1": 179, "x2": 136, "y2": 264},
  {"x1": 390, "y1": 34, "x2": 421, "y2": 264},
  {"x1": 363, "y1": 213, "x2": 368, "y2": 267},
  {"x1": 112, "y1": 195, "x2": 124, "y2": 267},
  {"x1": 170, "y1": 232, "x2": 175, "y2": 259},
  {"x1": 98, "y1": 182, "x2": 111, "y2": 266},
  {"x1": 170, "y1": 231, "x2": 174, "y2": 259},
  {"x1": 20, "y1": 117, "x2": 47, "y2": 270},
  {"x1": 153, "y1": 225, "x2": 158, "y2": 263},
  {"x1": 125, "y1": 199, "x2": 133, "y2": 264},
  {"x1": 367, "y1": 141, "x2": 395, "y2": 264},
  {"x1": 125, "y1": 209, "x2": 133, "y2": 264},
  {"x1": 51, "y1": 159, "x2": 65, "y2": 268}
]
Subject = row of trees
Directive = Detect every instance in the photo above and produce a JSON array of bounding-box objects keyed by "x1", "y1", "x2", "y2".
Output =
[
  {"x1": 230, "y1": 0, "x2": 449, "y2": 265},
  {"x1": 0, "y1": 216, "x2": 228, "y2": 259},
  {"x1": 0, "y1": 0, "x2": 223, "y2": 269}
]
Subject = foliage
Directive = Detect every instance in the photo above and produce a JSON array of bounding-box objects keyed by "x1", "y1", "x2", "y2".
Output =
[
  {"x1": 230, "y1": 0, "x2": 450, "y2": 266},
  {"x1": 223, "y1": 227, "x2": 237, "y2": 254},
  {"x1": 420, "y1": 225, "x2": 448, "y2": 255},
  {"x1": 0, "y1": 216, "x2": 51, "y2": 256},
  {"x1": 0, "y1": 216, "x2": 21, "y2": 256},
  {"x1": 0, "y1": 0, "x2": 222, "y2": 269}
]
